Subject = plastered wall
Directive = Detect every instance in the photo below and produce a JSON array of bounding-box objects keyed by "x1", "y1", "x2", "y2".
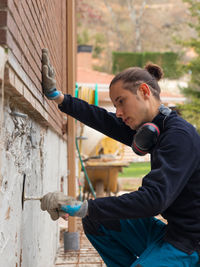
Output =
[{"x1": 0, "y1": 95, "x2": 68, "y2": 267}]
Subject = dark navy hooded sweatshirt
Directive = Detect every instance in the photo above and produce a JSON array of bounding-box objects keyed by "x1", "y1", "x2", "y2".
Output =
[{"x1": 59, "y1": 94, "x2": 200, "y2": 254}]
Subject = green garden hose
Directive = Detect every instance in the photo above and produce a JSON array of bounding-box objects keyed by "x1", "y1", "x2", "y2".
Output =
[{"x1": 75, "y1": 137, "x2": 96, "y2": 199}]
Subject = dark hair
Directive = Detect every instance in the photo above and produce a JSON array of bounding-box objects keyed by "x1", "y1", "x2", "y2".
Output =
[{"x1": 109, "y1": 62, "x2": 163, "y2": 100}]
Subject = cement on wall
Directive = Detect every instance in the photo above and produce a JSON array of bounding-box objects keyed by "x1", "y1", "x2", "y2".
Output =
[{"x1": 0, "y1": 95, "x2": 68, "y2": 267}]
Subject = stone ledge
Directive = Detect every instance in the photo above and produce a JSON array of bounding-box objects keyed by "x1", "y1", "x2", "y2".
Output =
[{"x1": 0, "y1": 46, "x2": 67, "y2": 139}]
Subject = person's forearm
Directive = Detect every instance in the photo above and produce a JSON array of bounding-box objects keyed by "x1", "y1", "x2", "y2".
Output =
[
  {"x1": 58, "y1": 94, "x2": 135, "y2": 146},
  {"x1": 53, "y1": 93, "x2": 64, "y2": 104}
]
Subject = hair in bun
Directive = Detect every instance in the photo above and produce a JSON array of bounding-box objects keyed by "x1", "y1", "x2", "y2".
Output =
[
  {"x1": 144, "y1": 62, "x2": 164, "y2": 81},
  {"x1": 110, "y1": 62, "x2": 163, "y2": 100}
]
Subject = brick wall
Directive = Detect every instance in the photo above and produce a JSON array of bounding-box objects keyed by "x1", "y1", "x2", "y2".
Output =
[{"x1": 0, "y1": 0, "x2": 68, "y2": 136}]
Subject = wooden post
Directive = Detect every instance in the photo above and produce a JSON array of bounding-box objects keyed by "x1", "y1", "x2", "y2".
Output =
[{"x1": 66, "y1": 0, "x2": 77, "y2": 233}]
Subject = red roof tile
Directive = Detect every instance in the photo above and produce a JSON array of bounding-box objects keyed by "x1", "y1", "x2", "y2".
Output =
[
  {"x1": 77, "y1": 67, "x2": 185, "y2": 104},
  {"x1": 77, "y1": 67, "x2": 114, "y2": 84}
]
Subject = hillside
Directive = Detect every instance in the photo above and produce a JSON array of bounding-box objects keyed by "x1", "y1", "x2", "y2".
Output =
[{"x1": 77, "y1": 0, "x2": 196, "y2": 73}]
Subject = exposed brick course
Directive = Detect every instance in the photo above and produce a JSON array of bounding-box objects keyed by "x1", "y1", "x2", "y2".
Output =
[
  {"x1": 0, "y1": 10, "x2": 7, "y2": 27},
  {"x1": 0, "y1": 0, "x2": 68, "y2": 136},
  {"x1": 0, "y1": 0, "x2": 7, "y2": 8},
  {"x1": 0, "y1": 29, "x2": 7, "y2": 44}
]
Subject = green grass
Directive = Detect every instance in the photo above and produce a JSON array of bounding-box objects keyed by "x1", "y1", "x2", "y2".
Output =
[{"x1": 119, "y1": 162, "x2": 151, "y2": 178}]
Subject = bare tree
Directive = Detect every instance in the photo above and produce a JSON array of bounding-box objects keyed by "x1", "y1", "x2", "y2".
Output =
[
  {"x1": 103, "y1": 0, "x2": 125, "y2": 51},
  {"x1": 103, "y1": 0, "x2": 148, "y2": 52},
  {"x1": 126, "y1": 0, "x2": 148, "y2": 52},
  {"x1": 77, "y1": 0, "x2": 195, "y2": 72}
]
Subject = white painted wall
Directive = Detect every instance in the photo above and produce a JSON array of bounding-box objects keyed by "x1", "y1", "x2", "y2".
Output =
[{"x1": 0, "y1": 96, "x2": 68, "y2": 267}]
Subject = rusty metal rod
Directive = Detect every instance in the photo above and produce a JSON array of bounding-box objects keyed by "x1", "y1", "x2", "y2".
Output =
[{"x1": 24, "y1": 196, "x2": 42, "y2": 201}]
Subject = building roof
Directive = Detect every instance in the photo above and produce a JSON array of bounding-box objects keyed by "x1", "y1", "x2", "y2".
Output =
[
  {"x1": 77, "y1": 67, "x2": 186, "y2": 105},
  {"x1": 77, "y1": 67, "x2": 114, "y2": 84}
]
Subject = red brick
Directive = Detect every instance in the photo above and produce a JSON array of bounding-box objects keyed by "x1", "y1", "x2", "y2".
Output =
[
  {"x1": 21, "y1": 54, "x2": 30, "y2": 77},
  {"x1": 2, "y1": 0, "x2": 68, "y2": 135},
  {"x1": 0, "y1": 0, "x2": 8, "y2": 8},
  {"x1": 0, "y1": 29, "x2": 7, "y2": 45},
  {"x1": 14, "y1": 74, "x2": 24, "y2": 95},
  {"x1": 13, "y1": 0, "x2": 21, "y2": 8},
  {"x1": 21, "y1": 24, "x2": 30, "y2": 50},
  {"x1": 28, "y1": 1, "x2": 42, "y2": 35},
  {"x1": 0, "y1": 11, "x2": 7, "y2": 27},
  {"x1": 8, "y1": 1, "x2": 22, "y2": 32},
  {"x1": 23, "y1": 85, "x2": 35, "y2": 106},
  {"x1": 7, "y1": 0, "x2": 15, "y2": 14},
  {"x1": 7, "y1": 12, "x2": 19, "y2": 41},
  {"x1": 7, "y1": 31, "x2": 22, "y2": 65}
]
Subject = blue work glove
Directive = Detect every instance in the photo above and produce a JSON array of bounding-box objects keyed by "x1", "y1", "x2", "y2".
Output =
[
  {"x1": 40, "y1": 191, "x2": 88, "y2": 221},
  {"x1": 41, "y1": 48, "x2": 61, "y2": 100}
]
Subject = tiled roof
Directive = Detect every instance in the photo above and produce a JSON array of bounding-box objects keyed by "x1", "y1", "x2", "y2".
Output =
[
  {"x1": 77, "y1": 67, "x2": 186, "y2": 104},
  {"x1": 77, "y1": 67, "x2": 114, "y2": 84},
  {"x1": 98, "y1": 90, "x2": 185, "y2": 104}
]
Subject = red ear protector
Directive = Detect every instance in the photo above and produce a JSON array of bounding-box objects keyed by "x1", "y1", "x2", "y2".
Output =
[{"x1": 131, "y1": 105, "x2": 171, "y2": 156}]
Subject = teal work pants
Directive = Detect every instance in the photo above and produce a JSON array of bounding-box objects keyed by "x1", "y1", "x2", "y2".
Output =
[{"x1": 82, "y1": 216, "x2": 200, "y2": 267}]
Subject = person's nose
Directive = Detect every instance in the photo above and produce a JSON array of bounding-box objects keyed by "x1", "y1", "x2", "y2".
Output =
[{"x1": 116, "y1": 107, "x2": 123, "y2": 118}]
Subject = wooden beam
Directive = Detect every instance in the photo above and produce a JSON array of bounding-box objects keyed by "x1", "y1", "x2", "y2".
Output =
[{"x1": 66, "y1": 0, "x2": 77, "y2": 232}]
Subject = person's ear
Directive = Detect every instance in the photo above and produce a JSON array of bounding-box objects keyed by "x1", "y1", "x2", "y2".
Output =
[{"x1": 139, "y1": 83, "x2": 150, "y2": 98}]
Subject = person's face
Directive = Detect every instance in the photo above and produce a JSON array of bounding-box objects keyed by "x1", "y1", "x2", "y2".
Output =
[{"x1": 109, "y1": 80, "x2": 150, "y2": 130}]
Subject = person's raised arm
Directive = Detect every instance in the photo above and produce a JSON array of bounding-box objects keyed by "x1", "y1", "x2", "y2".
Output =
[{"x1": 41, "y1": 48, "x2": 135, "y2": 146}]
